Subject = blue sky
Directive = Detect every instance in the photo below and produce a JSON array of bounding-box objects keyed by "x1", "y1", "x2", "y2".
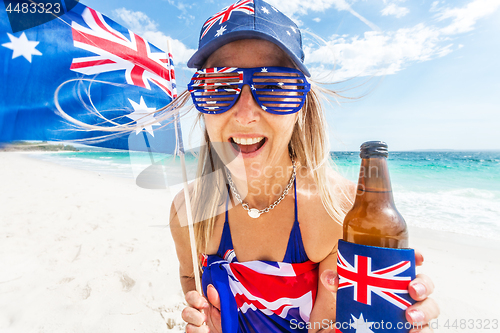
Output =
[{"x1": 81, "y1": 0, "x2": 500, "y2": 151}]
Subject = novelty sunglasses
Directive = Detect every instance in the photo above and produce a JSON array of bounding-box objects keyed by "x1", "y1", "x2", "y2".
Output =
[{"x1": 188, "y1": 67, "x2": 311, "y2": 115}]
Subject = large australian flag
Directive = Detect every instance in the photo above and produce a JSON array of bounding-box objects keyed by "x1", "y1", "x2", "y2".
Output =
[{"x1": 0, "y1": 0, "x2": 179, "y2": 153}]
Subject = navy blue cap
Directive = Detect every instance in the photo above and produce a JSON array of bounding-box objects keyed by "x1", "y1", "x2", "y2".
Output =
[{"x1": 187, "y1": 0, "x2": 310, "y2": 77}]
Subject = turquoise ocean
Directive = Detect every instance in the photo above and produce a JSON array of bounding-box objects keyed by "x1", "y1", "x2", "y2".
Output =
[{"x1": 31, "y1": 149, "x2": 500, "y2": 240}]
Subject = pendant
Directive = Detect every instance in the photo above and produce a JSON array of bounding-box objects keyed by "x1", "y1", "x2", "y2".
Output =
[{"x1": 248, "y1": 208, "x2": 261, "y2": 219}]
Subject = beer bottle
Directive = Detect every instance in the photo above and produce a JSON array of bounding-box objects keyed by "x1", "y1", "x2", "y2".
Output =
[
  {"x1": 343, "y1": 141, "x2": 408, "y2": 248},
  {"x1": 336, "y1": 141, "x2": 415, "y2": 333}
]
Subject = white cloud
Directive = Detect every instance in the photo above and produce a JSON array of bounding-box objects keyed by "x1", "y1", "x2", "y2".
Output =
[
  {"x1": 302, "y1": 0, "x2": 500, "y2": 81},
  {"x1": 112, "y1": 8, "x2": 195, "y2": 65},
  {"x1": 305, "y1": 24, "x2": 452, "y2": 81},
  {"x1": 313, "y1": 17, "x2": 321, "y2": 22},
  {"x1": 381, "y1": 4, "x2": 410, "y2": 18},
  {"x1": 265, "y1": 0, "x2": 379, "y2": 30},
  {"x1": 113, "y1": 8, "x2": 158, "y2": 33},
  {"x1": 165, "y1": 0, "x2": 195, "y2": 25},
  {"x1": 435, "y1": 0, "x2": 500, "y2": 35}
]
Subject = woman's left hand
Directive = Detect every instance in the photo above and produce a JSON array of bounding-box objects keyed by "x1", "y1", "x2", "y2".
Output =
[{"x1": 320, "y1": 250, "x2": 440, "y2": 333}]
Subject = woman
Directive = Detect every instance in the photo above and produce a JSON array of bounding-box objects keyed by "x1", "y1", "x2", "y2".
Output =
[{"x1": 170, "y1": 0, "x2": 439, "y2": 332}]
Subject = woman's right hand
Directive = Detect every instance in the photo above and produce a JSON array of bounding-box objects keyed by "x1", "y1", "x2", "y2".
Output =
[{"x1": 182, "y1": 284, "x2": 222, "y2": 333}]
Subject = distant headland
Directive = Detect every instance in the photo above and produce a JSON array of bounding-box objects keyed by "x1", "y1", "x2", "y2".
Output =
[{"x1": 0, "y1": 141, "x2": 79, "y2": 152}]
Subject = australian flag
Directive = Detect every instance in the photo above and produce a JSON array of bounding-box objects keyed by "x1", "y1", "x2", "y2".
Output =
[
  {"x1": 202, "y1": 252, "x2": 319, "y2": 333},
  {"x1": 0, "y1": 1, "x2": 178, "y2": 153},
  {"x1": 335, "y1": 240, "x2": 416, "y2": 333}
]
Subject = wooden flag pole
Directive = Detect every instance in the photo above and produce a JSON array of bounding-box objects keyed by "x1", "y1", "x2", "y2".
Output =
[{"x1": 167, "y1": 39, "x2": 203, "y2": 295}]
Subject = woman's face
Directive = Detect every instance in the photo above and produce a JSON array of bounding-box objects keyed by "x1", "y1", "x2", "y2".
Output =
[{"x1": 203, "y1": 39, "x2": 298, "y2": 179}]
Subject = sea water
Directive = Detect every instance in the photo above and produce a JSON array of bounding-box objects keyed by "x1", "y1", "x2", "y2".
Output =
[
  {"x1": 31, "y1": 149, "x2": 500, "y2": 239},
  {"x1": 332, "y1": 151, "x2": 500, "y2": 240}
]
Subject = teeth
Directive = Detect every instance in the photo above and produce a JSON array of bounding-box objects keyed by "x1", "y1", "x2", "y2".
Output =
[{"x1": 232, "y1": 136, "x2": 264, "y2": 145}]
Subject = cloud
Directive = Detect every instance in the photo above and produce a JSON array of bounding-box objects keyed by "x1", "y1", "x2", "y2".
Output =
[
  {"x1": 112, "y1": 8, "x2": 196, "y2": 65},
  {"x1": 434, "y1": 0, "x2": 500, "y2": 35},
  {"x1": 313, "y1": 17, "x2": 321, "y2": 22},
  {"x1": 305, "y1": 24, "x2": 452, "y2": 81},
  {"x1": 265, "y1": 0, "x2": 379, "y2": 30},
  {"x1": 165, "y1": 0, "x2": 195, "y2": 25},
  {"x1": 381, "y1": 4, "x2": 410, "y2": 18},
  {"x1": 303, "y1": 0, "x2": 500, "y2": 81}
]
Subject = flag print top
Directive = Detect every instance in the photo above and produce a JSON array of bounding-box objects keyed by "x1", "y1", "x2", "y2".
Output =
[{"x1": 201, "y1": 178, "x2": 319, "y2": 333}]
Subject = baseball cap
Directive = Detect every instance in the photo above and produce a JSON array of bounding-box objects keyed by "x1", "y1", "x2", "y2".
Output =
[{"x1": 187, "y1": 0, "x2": 310, "y2": 77}]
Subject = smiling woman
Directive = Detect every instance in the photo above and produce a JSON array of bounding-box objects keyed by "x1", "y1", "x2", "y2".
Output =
[{"x1": 165, "y1": 1, "x2": 441, "y2": 333}]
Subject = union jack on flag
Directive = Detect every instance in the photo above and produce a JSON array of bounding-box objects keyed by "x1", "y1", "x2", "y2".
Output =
[
  {"x1": 70, "y1": 7, "x2": 177, "y2": 99},
  {"x1": 335, "y1": 240, "x2": 416, "y2": 333},
  {"x1": 201, "y1": 0, "x2": 254, "y2": 39},
  {"x1": 337, "y1": 251, "x2": 412, "y2": 310},
  {"x1": 202, "y1": 254, "x2": 318, "y2": 333}
]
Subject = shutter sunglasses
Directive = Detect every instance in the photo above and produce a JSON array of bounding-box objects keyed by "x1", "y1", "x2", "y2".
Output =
[{"x1": 188, "y1": 67, "x2": 311, "y2": 115}]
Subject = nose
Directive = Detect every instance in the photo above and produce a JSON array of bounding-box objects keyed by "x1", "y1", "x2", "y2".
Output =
[{"x1": 231, "y1": 85, "x2": 261, "y2": 125}]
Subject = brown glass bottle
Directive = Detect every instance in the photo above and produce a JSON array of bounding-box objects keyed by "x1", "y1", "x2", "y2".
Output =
[{"x1": 343, "y1": 141, "x2": 408, "y2": 248}]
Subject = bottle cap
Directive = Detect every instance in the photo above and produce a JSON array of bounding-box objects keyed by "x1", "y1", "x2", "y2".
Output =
[{"x1": 360, "y1": 141, "x2": 389, "y2": 158}]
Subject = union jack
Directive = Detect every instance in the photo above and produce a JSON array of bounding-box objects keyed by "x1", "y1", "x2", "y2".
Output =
[
  {"x1": 337, "y1": 250, "x2": 412, "y2": 310},
  {"x1": 70, "y1": 8, "x2": 176, "y2": 98},
  {"x1": 215, "y1": 259, "x2": 317, "y2": 322},
  {"x1": 201, "y1": 0, "x2": 254, "y2": 39},
  {"x1": 190, "y1": 67, "x2": 242, "y2": 92}
]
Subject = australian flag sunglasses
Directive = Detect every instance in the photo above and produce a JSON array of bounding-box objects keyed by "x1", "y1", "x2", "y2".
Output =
[{"x1": 188, "y1": 67, "x2": 311, "y2": 115}]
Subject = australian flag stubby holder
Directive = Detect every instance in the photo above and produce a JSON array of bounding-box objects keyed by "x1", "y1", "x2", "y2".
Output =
[{"x1": 335, "y1": 240, "x2": 416, "y2": 333}]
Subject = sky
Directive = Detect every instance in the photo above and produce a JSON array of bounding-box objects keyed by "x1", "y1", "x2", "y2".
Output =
[{"x1": 80, "y1": 0, "x2": 500, "y2": 151}]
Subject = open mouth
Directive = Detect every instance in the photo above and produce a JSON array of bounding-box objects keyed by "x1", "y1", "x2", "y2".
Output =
[{"x1": 230, "y1": 137, "x2": 267, "y2": 154}]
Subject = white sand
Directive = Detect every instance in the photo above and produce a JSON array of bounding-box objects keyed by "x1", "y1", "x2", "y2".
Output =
[
  {"x1": 0, "y1": 152, "x2": 498, "y2": 332},
  {"x1": 0, "y1": 152, "x2": 185, "y2": 332}
]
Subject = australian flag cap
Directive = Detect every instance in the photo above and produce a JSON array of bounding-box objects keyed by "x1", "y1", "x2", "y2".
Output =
[{"x1": 187, "y1": 0, "x2": 310, "y2": 77}]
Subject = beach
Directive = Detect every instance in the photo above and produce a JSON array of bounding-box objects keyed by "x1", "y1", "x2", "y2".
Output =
[{"x1": 1, "y1": 152, "x2": 499, "y2": 332}]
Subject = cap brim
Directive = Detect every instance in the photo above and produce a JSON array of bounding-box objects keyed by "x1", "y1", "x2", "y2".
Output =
[{"x1": 187, "y1": 30, "x2": 311, "y2": 77}]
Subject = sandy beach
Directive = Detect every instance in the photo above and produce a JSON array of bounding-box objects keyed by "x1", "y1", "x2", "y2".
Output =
[{"x1": 1, "y1": 152, "x2": 499, "y2": 332}]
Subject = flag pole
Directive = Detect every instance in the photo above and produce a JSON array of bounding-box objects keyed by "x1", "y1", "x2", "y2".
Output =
[{"x1": 167, "y1": 39, "x2": 203, "y2": 295}]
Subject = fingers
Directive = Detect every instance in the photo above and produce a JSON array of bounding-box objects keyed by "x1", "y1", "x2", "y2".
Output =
[
  {"x1": 185, "y1": 290, "x2": 209, "y2": 309},
  {"x1": 409, "y1": 274, "x2": 435, "y2": 301},
  {"x1": 406, "y1": 297, "x2": 440, "y2": 327},
  {"x1": 182, "y1": 306, "x2": 207, "y2": 327},
  {"x1": 320, "y1": 269, "x2": 339, "y2": 293},
  {"x1": 409, "y1": 325, "x2": 434, "y2": 333},
  {"x1": 414, "y1": 249, "x2": 424, "y2": 266},
  {"x1": 207, "y1": 284, "x2": 221, "y2": 311},
  {"x1": 185, "y1": 323, "x2": 210, "y2": 333},
  {"x1": 183, "y1": 291, "x2": 209, "y2": 329}
]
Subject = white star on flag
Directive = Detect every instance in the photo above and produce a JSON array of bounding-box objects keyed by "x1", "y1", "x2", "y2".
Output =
[
  {"x1": 251, "y1": 84, "x2": 256, "y2": 90},
  {"x1": 215, "y1": 25, "x2": 227, "y2": 37},
  {"x1": 278, "y1": 82, "x2": 284, "y2": 86},
  {"x1": 2, "y1": 32, "x2": 42, "y2": 63},
  {"x1": 127, "y1": 97, "x2": 160, "y2": 136},
  {"x1": 261, "y1": 6, "x2": 270, "y2": 14},
  {"x1": 261, "y1": 67, "x2": 268, "y2": 72},
  {"x1": 350, "y1": 313, "x2": 375, "y2": 333},
  {"x1": 261, "y1": 105, "x2": 267, "y2": 110}
]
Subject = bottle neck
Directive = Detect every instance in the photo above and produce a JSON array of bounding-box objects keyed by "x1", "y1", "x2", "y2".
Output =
[{"x1": 356, "y1": 156, "x2": 394, "y2": 203}]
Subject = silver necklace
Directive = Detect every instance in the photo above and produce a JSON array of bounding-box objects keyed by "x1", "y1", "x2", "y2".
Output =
[{"x1": 225, "y1": 160, "x2": 296, "y2": 218}]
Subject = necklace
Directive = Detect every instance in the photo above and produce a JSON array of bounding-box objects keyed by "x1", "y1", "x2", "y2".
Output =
[{"x1": 225, "y1": 160, "x2": 296, "y2": 218}]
